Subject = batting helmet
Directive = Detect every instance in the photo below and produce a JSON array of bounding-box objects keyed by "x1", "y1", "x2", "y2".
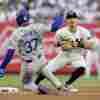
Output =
[{"x1": 16, "y1": 10, "x2": 30, "y2": 26}]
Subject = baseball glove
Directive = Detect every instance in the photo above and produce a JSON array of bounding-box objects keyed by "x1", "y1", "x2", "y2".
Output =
[
  {"x1": 61, "y1": 38, "x2": 84, "y2": 49},
  {"x1": 61, "y1": 39, "x2": 73, "y2": 49}
]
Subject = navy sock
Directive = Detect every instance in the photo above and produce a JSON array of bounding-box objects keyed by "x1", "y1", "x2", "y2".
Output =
[
  {"x1": 65, "y1": 67, "x2": 85, "y2": 85},
  {"x1": 0, "y1": 49, "x2": 15, "y2": 75}
]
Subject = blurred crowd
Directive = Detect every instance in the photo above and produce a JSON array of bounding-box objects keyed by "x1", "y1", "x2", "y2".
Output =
[{"x1": 0, "y1": 0, "x2": 100, "y2": 23}]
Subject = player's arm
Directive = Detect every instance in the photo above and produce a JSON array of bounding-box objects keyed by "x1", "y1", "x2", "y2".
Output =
[
  {"x1": 79, "y1": 30, "x2": 97, "y2": 49},
  {"x1": 55, "y1": 30, "x2": 74, "y2": 49},
  {"x1": 31, "y1": 22, "x2": 51, "y2": 35},
  {"x1": 78, "y1": 38, "x2": 96, "y2": 49},
  {"x1": 32, "y1": 18, "x2": 63, "y2": 34}
]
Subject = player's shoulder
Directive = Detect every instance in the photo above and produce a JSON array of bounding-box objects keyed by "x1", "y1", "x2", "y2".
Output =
[
  {"x1": 17, "y1": 25, "x2": 32, "y2": 32},
  {"x1": 12, "y1": 27, "x2": 26, "y2": 37},
  {"x1": 78, "y1": 26, "x2": 90, "y2": 34},
  {"x1": 56, "y1": 27, "x2": 69, "y2": 34}
]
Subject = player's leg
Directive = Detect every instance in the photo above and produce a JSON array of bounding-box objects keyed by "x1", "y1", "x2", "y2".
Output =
[
  {"x1": 35, "y1": 51, "x2": 69, "y2": 85},
  {"x1": 41, "y1": 67, "x2": 71, "y2": 95},
  {"x1": 35, "y1": 67, "x2": 65, "y2": 94},
  {"x1": 64, "y1": 56, "x2": 86, "y2": 92},
  {"x1": 28, "y1": 56, "x2": 59, "y2": 94},
  {"x1": 40, "y1": 51, "x2": 69, "y2": 90},
  {"x1": 41, "y1": 67, "x2": 63, "y2": 89},
  {"x1": 23, "y1": 73, "x2": 39, "y2": 93},
  {"x1": 35, "y1": 73, "x2": 45, "y2": 84},
  {"x1": 32, "y1": 55, "x2": 46, "y2": 85},
  {"x1": 20, "y1": 61, "x2": 49, "y2": 94},
  {"x1": 0, "y1": 48, "x2": 15, "y2": 77},
  {"x1": 47, "y1": 51, "x2": 69, "y2": 72},
  {"x1": 34, "y1": 54, "x2": 64, "y2": 89},
  {"x1": 20, "y1": 61, "x2": 39, "y2": 93},
  {"x1": 65, "y1": 67, "x2": 85, "y2": 85}
]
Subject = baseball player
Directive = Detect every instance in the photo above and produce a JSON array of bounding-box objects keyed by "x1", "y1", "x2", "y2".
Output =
[
  {"x1": 35, "y1": 10, "x2": 97, "y2": 92},
  {"x1": 0, "y1": 10, "x2": 68, "y2": 95}
]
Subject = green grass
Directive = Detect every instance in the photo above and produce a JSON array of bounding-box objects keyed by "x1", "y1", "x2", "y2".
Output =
[
  {"x1": 0, "y1": 74, "x2": 21, "y2": 88},
  {"x1": 0, "y1": 74, "x2": 100, "y2": 89}
]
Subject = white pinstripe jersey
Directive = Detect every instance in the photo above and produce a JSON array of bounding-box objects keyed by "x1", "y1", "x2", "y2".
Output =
[
  {"x1": 56, "y1": 26, "x2": 91, "y2": 54},
  {"x1": 5, "y1": 23, "x2": 51, "y2": 61}
]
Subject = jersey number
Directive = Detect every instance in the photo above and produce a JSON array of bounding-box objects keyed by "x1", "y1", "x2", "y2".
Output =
[{"x1": 24, "y1": 39, "x2": 38, "y2": 53}]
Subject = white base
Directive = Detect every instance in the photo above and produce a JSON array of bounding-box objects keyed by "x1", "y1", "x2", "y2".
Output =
[{"x1": 0, "y1": 86, "x2": 19, "y2": 93}]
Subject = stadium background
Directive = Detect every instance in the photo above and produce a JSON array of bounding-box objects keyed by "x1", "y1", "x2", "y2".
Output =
[{"x1": 0, "y1": 0, "x2": 100, "y2": 75}]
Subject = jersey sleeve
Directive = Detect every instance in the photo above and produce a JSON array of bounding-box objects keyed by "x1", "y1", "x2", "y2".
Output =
[
  {"x1": 82, "y1": 28, "x2": 92, "y2": 40},
  {"x1": 55, "y1": 30, "x2": 62, "y2": 42},
  {"x1": 82, "y1": 28, "x2": 98, "y2": 49},
  {"x1": 56, "y1": 28, "x2": 75, "y2": 42},
  {"x1": 0, "y1": 30, "x2": 18, "y2": 55},
  {"x1": 5, "y1": 29, "x2": 20, "y2": 50}
]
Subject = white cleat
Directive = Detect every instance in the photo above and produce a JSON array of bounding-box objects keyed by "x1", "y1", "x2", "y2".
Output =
[
  {"x1": 23, "y1": 82, "x2": 38, "y2": 93},
  {"x1": 0, "y1": 87, "x2": 19, "y2": 93},
  {"x1": 68, "y1": 85, "x2": 78, "y2": 92},
  {"x1": 64, "y1": 85, "x2": 78, "y2": 93}
]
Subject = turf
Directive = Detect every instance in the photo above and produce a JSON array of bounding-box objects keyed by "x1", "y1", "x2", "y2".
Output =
[
  {"x1": 0, "y1": 74, "x2": 100, "y2": 100},
  {"x1": 0, "y1": 74, "x2": 100, "y2": 89}
]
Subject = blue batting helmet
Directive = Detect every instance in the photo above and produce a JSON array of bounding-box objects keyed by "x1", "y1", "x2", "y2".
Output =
[{"x1": 16, "y1": 10, "x2": 30, "y2": 26}]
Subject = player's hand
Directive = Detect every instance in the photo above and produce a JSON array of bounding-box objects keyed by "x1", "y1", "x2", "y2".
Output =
[
  {"x1": 77, "y1": 38, "x2": 95, "y2": 49},
  {"x1": 72, "y1": 38, "x2": 84, "y2": 48},
  {"x1": 61, "y1": 40, "x2": 73, "y2": 49},
  {"x1": 81, "y1": 39, "x2": 95, "y2": 49},
  {"x1": 61, "y1": 39, "x2": 80, "y2": 49},
  {"x1": 72, "y1": 41, "x2": 80, "y2": 48}
]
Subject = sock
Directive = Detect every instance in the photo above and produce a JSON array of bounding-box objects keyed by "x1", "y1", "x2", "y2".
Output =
[
  {"x1": 38, "y1": 85, "x2": 49, "y2": 94},
  {"x1": 22, "y1": 72, "x2": 32, "y2": 84},
  {"x1": 65, "y1": 67, "x2": 85, "y2": 86},
  {"x1": 0, "y1": 49, "x2": 15, "y2": 69},
  {"x1": 35, "y1": 73, "x2": 45, "y2": 85},
  {"x1": 0, "y1": 49, "x2": 15, "y2": 76}
]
